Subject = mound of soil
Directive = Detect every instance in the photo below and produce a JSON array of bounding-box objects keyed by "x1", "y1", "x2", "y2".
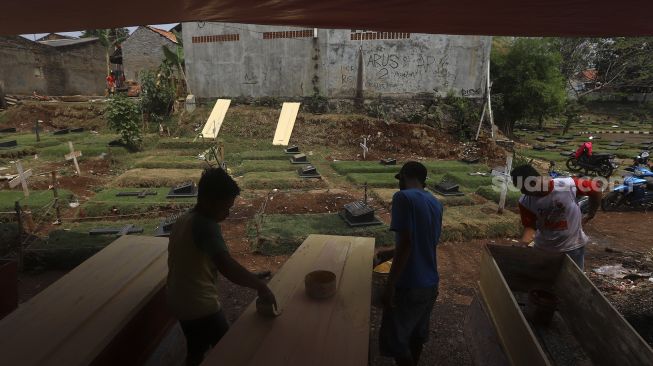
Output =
[{"x1": 0, "y1": 101, "x2": 106, "y2": 132}]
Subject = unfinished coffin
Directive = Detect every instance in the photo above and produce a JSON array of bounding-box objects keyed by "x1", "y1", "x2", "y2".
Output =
[
  {"x1": 478, "y1": 244, "x2": 653, "y2": 366},
  {"x1": 0, "y1": 236, "x2": 174, "y2": 366}
]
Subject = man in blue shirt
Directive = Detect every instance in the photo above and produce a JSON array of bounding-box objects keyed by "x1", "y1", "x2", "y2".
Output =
[{"x1": 375, "y1": 161, "x2": 443, "y2": 366}]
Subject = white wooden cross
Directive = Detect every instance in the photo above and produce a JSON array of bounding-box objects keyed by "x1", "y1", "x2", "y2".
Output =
[
  {"x1": 64, "y1": 141, "x2": 82, "y2": 176},
  {"x1": 360, "y1": 137, "x2": 369, "y2": 160},
  {"x1": 9, "y1": 161, "x2": 32, "y2": 198}
]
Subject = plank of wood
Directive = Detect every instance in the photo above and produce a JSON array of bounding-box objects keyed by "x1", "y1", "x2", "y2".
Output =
[
  {"x1": 201, "y1": 99, "x2": 231, "y2": 139},
  {"x1": 479, "y1": 245, "x2": 551, "y2": 366},
  {"x1": 272, "y1": 102, "x2": 301, "y2": 146},
  {"x1": 202, "y1": 234, "x2": 330, "y2": 366},
  {"x1": 0, "y1": 236, "x2": 168, "y2": 366},
  {"x1": 202, "y1": 235, "x2": 374, "y2": 366},
  {"x1": 463, "y1": 291, "x2": 510, "y2": 366},
  {"x1": 554, "y1": 257, "x2": 653, "y2": 366}
]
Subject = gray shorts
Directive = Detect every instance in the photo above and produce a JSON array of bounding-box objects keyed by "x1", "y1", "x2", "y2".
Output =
[{"x1": 379, "y1": 286, "x2": 439, "y2": 359}]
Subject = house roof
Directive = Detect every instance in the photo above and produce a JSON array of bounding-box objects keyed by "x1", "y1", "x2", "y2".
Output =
[
  {"x1": 145, "y1": 26, "x2": 177, "y2": 44},
  {"x1": 39, "y1": 37, "x2": 99, "y2": 47},
  {"x1": 1, "y1": 0, "x2": 652, "y2": 37}
]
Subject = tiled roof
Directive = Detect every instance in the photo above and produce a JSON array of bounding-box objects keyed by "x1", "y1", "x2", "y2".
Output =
[{"x1": 145, "y1": 26, "x2": 177, "y2": 44}]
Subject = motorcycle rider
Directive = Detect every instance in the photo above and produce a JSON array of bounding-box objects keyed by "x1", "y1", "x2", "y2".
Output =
[{"x1": 510, "y1": 164, "x2": 602, "y2": 270}]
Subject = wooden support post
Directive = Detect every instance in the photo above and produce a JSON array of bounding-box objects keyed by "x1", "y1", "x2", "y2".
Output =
[
  {"x1": 51, "y1": 171, "x2": 62, "y2": 225},
  {"x1": 14, "y1": 201, "x2": 23, "y2": 272},
  {"x1": 498, "y1": 155, "x2": 513, "y2": 214},
  {"x1": 35, "y1": 120, "x2": 41, "y2": 142},
  {"x1": 64, "y1": 141, "x2": 82, "y2": 176}
]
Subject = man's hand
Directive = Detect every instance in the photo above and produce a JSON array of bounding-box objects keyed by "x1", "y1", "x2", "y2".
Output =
[
  {"x1": 257, "y1": 284, "x2": 278, "y2": 310},
  {"x1": 373, "y1": 248, "x2": 395, "y2": 268},
  {"x1": 382, "y1": 284, "x2": 396, "y2": 309}
]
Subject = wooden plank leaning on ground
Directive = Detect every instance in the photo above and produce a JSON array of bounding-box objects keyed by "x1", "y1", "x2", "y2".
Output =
[
  {"x1": 554, "y1": 256, "x2": 653, "y2": 366},
  {"x1": 0, "y1": 235, "x2": 169, "y2": 366},
  {"x1": 202, "y1": 234, "x2": 375, "y2": 366}
]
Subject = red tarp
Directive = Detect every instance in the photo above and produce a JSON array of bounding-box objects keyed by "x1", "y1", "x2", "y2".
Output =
[{"x1": 2, "y1": 0, "x2": 653, "y2": 36}]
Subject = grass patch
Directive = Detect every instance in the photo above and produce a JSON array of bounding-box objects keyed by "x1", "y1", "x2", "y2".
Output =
[
  {"x1": 111, "y1": 168, "x2": 203, "y2": 187},
  {"x1": 439, "y1": 172, "x2": 493, "y2": 189},
  {"x1": 229, "y1": 150, "x2": 289, "y2": 163},
  {"x1": 331, "y1": 161, "x2": 401, "y2": 175},
  {"x1": 238, "y1": 171, "x2": 327, "y2": 190},
  {"x1": 423, "y1": 161, "x2": 489, "y2": 174},
  {"x1": 156, "y1": 138, "x2": 213, "y2": 150},
  {"x1": 347, "y1": 172, "x2": 400, "y2": 188},
  {"x1": 232, "y1": 160, "x2": 298, "y2": 176},
  {"x1": 81, "y1": 187, "x2": 195, "y2": 216},
  {"x1": 24, "y1": 218, "x2": 161, "y2": 270},
  {"x1": 133, "y1": 155, "x2": 205, "y2": 169},
  {"x1": 372, "y1": 188, "x2": 478, "y2": 207},
  {"x1": 476, "y1": 185, "x2": 522, "y2": 207},
  {"x1": 0, "y1": 190, "x2": 75, "y2": 212},
  {"x1": 441, "y1": 203, "x2": 521, "y2": 242},
  {"x1": 250, "y1": 213, "x2": 394, "y2": 255}
]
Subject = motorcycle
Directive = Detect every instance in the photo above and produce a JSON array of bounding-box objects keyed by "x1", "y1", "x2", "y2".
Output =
[
  {"x1": 566, "y1": 141, "x2": 618, "y2": 178},
  {"x1": 601, "y1": 151, "x2": 653, "y2": 211},
  {"x1": 548, "y1": 161, "x2": 590, "y2": 214}
]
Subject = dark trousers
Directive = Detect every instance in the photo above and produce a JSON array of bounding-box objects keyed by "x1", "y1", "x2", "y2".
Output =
[{"x1": 179, "y1": 310, "x2": 230, "y2": 366}]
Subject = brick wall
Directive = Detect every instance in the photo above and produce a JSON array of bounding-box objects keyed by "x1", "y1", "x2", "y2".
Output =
[{"x1": 122, "y1": 27, "x2": 178, "y2": 81}]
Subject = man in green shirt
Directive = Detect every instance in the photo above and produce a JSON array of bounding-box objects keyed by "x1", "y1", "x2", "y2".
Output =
[{"x1": 167, "y1": 168, "x2": 277, "y2": 366}]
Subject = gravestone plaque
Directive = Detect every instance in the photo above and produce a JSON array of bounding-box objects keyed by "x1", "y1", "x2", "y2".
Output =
[
  {"x1": 533, "y1": 145, "x2": 546, "y2": 151},
  {"x1": 154, "y1": 210, "x2": 188, "y2": 237},
  {"x1": 433, "y1": 180, "x2": 464, "y2": 196},
  {"x1": 0, "y1": 140, "x2": 17, "y2": 148},
  {"x1": 380, "y1": 158, "x2": 397, "y2": 165},
  {"x1": 0, "y1": 127, "x2": 16, "y2": 133},
  {"x1": 462, "y1": 157, "x2": 480, "y2": 164},
  {"x1": 284, "y1": 145, "x2": 300, "y2": 154},
  {"x1": 561, "y1": 151, "x2": 575, "y2": 157},
  {"x1": 290, "y1": 153, "x2": 309, "y2": 164},
  {"x1": 71, "y1": 127, "x2": 84, "y2": 133},
  {"x1": 53, "y1": 128, "x2": 70, "y2": 135},
  {"x1": 167, "y1": 181, "x2": 198, "y2": 198},
  {"x1": 340, "y1": 201, "x2": 382, "y2": 227},
  {"x1": 116, "y1": 190, "x2": 157, "y2": 198},
  {"x1": 536, "y1": 136, "x2": 546, "y2": 142},
  {"x1": 298, "y1": 165, "x2": 321, "y2": 178}
]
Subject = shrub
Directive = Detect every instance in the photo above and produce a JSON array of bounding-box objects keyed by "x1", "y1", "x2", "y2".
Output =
[
  {"x1": 105, "y1": 94, "x2": 142, "y2": 149},
  {"x1": 140, "y1": 70, "x2": 175, "y2": 121}
]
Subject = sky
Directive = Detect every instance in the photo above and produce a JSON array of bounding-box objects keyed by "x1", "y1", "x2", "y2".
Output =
[{"x1": 20, "y1": 23, "x2": 178, "y2": 41}]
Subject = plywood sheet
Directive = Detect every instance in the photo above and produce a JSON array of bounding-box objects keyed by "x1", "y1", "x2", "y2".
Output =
[
  {"x1": 200, "y1": 99, "x2": 231, "y2": 139},
  {"x1": 272, "y1": 102, "x2": 301, "y2": 146},
  {"x1": 202, "y1": 234, "x2": 374, "y2": 366},
  {"x1": 0, "y1": 236, "x2": 169, "y2": 366}
]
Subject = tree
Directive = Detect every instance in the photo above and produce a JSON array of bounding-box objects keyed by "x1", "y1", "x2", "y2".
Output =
[
  {"x1": 81, "y1": 28, "x2": 129, "y2": 75},
  {"x1": 140, "y1": 70, "x2": 175, "y2": 122},
  {"x1": 161, "y1": 30, "x2": 191, "y2": 95},
  {"x1": 491, "y1": 38, "x2": 567, "y2": 135},
  {"x1": 105, "y1": 94, "x2": 142, "y2": 149}
]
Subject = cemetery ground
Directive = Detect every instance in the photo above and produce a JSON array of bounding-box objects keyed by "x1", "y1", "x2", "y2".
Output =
[{"x1": 1, "y1": 102, "x2": 652, "y2": 365}]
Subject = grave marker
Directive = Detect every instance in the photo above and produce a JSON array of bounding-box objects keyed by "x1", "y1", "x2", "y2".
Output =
[
  {"x1": 360, "y1": 137, "x2": 369, "y2": 160},
  {"x1": 35, "y1": 120, "x2": 40, "y2": 142},
  {"x1": 71, "y1": 127, "x2": 84, "y2": 133},
  {"x1": 380, "y1": 158, "x2": 397, "y2": 165},
  {"x1": 116, "y1": 190, "x2": 157, "y2": 198},
  {"x1": 154, "y1": 210, "x2": 188, "y2": 237},
  {"x1": 290, "y1": 153, "x2": 309, "y2": 164},
  {"x1": 340, "y1": 183, "x2": 382, "y2": 227},
  {"x1": 53, "y1": 128, "x2": 70, "y2": 135},
  {"x1": 9, "y1": 161, "x2": 32, "y2": 197},
  {"x1": 0, "y1": 140, "x2": 17, "y2": 148},
  {"x1": 284, "y1": 145, "x2": 300, "y2": 154},
  {"x1": 297, "y1": 165, "x2": 321, "y2": 179},
  {"x1": 498, "y1": 155, "x2": 513, "y2": 214},
  {"x1": 64, "y1": 141, "x2": 82, "y2": 176},
  {"x1": 433, "y1": 180, "x2": 464, "y2": 196},
  {"x1": 0, "y1": 127, "x2": 16, "y2": 133},
  {"x1": 167, "y1": 181, "x2": 198, "y2": 198},
  {"x1": 272, "y1": 102, "x2": 301, "y2": 146}
]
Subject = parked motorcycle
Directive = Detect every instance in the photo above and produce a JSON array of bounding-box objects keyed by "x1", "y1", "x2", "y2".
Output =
[
  {"x1": 601, "y1": 151, "x2": 653, "y2": 211},
  {"x1": 566, "y1": 141, "x2": 618, "y2": 178}
]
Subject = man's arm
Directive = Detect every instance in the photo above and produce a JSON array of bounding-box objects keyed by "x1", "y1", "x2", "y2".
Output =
[
  {"x1": 373, "y1": 247, "x2": 395, "y2": 267},
  {"x1": 573, "y1": 177, "x2": 602, "y2": 222},
  {"x1": 383, "y1": 230, "x2": 411, "y2": 308},
  {"x1": 213, "y1": 252, "x2": 277, "y2": 307},
  {"x1": 518, "y1": 202, "x2": 537, "y2": 246}
]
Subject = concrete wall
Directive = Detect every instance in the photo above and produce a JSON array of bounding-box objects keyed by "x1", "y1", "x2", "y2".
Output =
[
  {"x1": 183, "y1": 22, "x2": 491, "y2": 100},
  {"x1": 122, "y1": 27, "x2": 177, "y2": 81},
  {"x1": 0, "y1": 36, "x2": 105, "y2": 96}
]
